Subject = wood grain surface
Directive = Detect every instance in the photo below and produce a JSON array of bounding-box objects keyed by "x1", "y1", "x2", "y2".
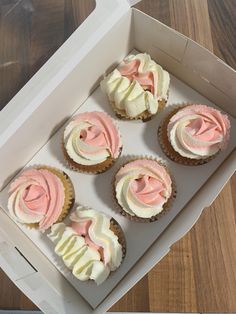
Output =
[{"x1": 0, "y1": 0, "x2": 235, "y2": 312}]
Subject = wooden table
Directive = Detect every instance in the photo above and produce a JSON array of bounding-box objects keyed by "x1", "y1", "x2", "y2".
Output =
[{"x1": 0, "y1": 0, "x2": 235, "y2": 312}]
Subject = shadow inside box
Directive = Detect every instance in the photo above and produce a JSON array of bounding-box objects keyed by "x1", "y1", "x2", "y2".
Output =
[
  {"x1": 48, "y1": 116, "x2": 72, "y2": 169},
  {"x1": 93, "y1": 161, "x2": 119, "y2": 212},
  {"x1": 141, "y1": 108, "x2": 168, "y2": 157},
  {"x1": 89, "y1": 86, "x2": 117, "y2": 118}
]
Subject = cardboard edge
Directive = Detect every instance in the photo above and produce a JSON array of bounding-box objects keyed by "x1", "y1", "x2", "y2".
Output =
[{"x1": 132, "y1": 8, "x2": 236, "y2": 117}]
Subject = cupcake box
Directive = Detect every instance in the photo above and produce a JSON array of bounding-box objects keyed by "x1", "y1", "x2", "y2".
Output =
[{"x1": 0, "y1": 1, "x2": 235, "y2": 313}]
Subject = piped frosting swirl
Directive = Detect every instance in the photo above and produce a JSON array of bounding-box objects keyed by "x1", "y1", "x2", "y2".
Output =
[
  {"x1": 8, "y1": 168, "x2": 65, "y2": 231},
  {"x1": 115, "y1": 159, "x2": 172, "y2": 218},
  {"x1": 167, "y1": 105, "x2": 231, "y2": 159},
  {"x1": 100, "y1": 53, "x2": 170, "y2": 118},
  {"x1": 48, "y1": 206, "x2": 123, "y2": 285},
  {"x1": 64, "y1": 112, "x2": 122, "y2": 166}
]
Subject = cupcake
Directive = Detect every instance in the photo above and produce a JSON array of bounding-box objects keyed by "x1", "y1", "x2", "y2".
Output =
[
  {"x1": 8, "y1": 166, "x2": 74, "y2": 231},
  {"x1": 63, "y1": 111, "x2": 122, "y2": 173},
  {"x1": 100, "y1": 53, "x2": 170, "y2": 121},
  {"x1": 114, "y1": 158, "x2": 175, "y2": 222},
  {"x1": 48, "y1": 206, "x2": 125, "y2": 285},
  {"x1": 158, "y1": 104, "x2": 231, "y2": 165}
]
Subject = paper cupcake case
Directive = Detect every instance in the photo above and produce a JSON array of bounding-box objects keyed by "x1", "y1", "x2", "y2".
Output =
[
  {"x1": 110, "y1": 217, "x2": 127, "y2": 259},
  {"x1": 112, "y1": 155, "x2": 177, "y2": 223},
  {"x1": 111, "y1": 95, "x2": 168, "y2": 122}
]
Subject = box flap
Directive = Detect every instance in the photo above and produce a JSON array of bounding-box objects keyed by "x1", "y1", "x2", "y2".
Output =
[{"x1": 0, "y1": 233, "x2": 36, "y2": 281}]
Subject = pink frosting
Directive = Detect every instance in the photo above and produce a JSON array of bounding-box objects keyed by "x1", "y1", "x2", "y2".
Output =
[
  {"x1": 71, "y1": 112, "x2": 121, "y2": 158},
  {"x1": 118, "y1": 59, "x2": 155, "y2": 94},
  {"x1": 80, "y1": 125, "x2": 107, "y2": 148},
  {"x1": 70, "y1": 220, "x2": 91, "y2": 236},
  {"x1": 168, "y1": 105, "x2": 230, "y2": 150},
  {"x1": 116, "y1": 159, "x2": 172, "y2": 208},
  {"x1": 70, "y1": 221, "x2": 104, "y2": 260},
  {"x1": 130, "y1": 175, "x2": 165, "y2": 206},
  {"x1": 9, "y1": 169, "x2": 65, "y2": 231}
]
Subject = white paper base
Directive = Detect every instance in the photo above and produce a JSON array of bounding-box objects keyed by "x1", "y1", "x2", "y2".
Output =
[{"x1": 0, "y1": 73, "x2": 235, "y2": 309}]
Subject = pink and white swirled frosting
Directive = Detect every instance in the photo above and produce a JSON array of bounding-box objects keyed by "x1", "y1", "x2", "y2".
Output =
[
  {"x1": 167, "y1": 105, "x2": 231, "y2": 159},
  {"x1": 115, "y1": 159, "x2": 172, "y2": 218},
  {"x1": 64, "y1": 112, "x2": 122, "y2": 165},
  {"x1": 8, "y1": 168, "x2": 65, "y2": 231}
]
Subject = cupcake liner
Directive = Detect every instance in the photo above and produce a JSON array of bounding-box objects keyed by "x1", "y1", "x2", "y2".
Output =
[
  {"x1": 111, "y1": 98, "x2": 168, "y2": 122},
  {"x1": 27, "y1": 166, "x2": 75, "y2": 230},
  {"x1": 158, "y1": 104, "x2": 217, "y2": 166},
  {"x1": 110, "y1": 218, "x2": 126, "y2": 260},
  {"x1": 112, "y1": 155, "x2": 177, "y2": 223},
  {"x1": 62, "y1": 143, "x2": 123, "y2": 174}
]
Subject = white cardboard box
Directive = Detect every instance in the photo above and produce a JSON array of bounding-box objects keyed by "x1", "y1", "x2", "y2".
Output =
[{"x1": 0, "y1": 1, "x2": 235, "y2": 313}]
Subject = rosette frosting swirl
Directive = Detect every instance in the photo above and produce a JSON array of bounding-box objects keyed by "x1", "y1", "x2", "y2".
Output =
[
  {"x1": 115, "y1": 159, "x2": 172, "y2": 218},
  {"x1": 167, "y1": 105, "x2": 231, "y2": 159},
  {"x1": 8, "y1": 168, "x2": 65, "y2": 230},
  {"x1": 100, "y1": 53, "x2": 170, "y2": 118},
  {"x1": 64, "y1": 112, "x2": 121, "y2": 165},
  {"x1": 48, "y1": 206, "x2": 123, "y2": 285}
]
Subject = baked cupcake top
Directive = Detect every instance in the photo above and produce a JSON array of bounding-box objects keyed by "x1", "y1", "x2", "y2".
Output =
[
  {"x1": 167, "y1": 104, "x2": 231, "y2": 159},
  {"x1": 8, "y1": 168, "x2": 66, "y2": 231},
  {"x1": 63, "y1": 112, "x2": 122, "y2": 166},
  {"x1": 48, "y1": 206, "x2": 123, "y2": 285},
  {"x1": 115, "y1": 159, "x2": 172, "y2": 219},
  {"x1": 101, "y1": 53, "x2": 170, "y2": 118}
]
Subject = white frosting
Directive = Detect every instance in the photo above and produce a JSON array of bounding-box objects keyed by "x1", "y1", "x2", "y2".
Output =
[
  {"x1": 48, "y1": 223, "x2": 110, "y2": 285},
  {"x1": 48, "y1": 223, "x2": 66, "y2": 244},
  {"x1": 47, "y1": 206, "x2": 124, "y2": 285},
  {"x1": 100, "y1": 53, "x2": 170, "y2": 118}
]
